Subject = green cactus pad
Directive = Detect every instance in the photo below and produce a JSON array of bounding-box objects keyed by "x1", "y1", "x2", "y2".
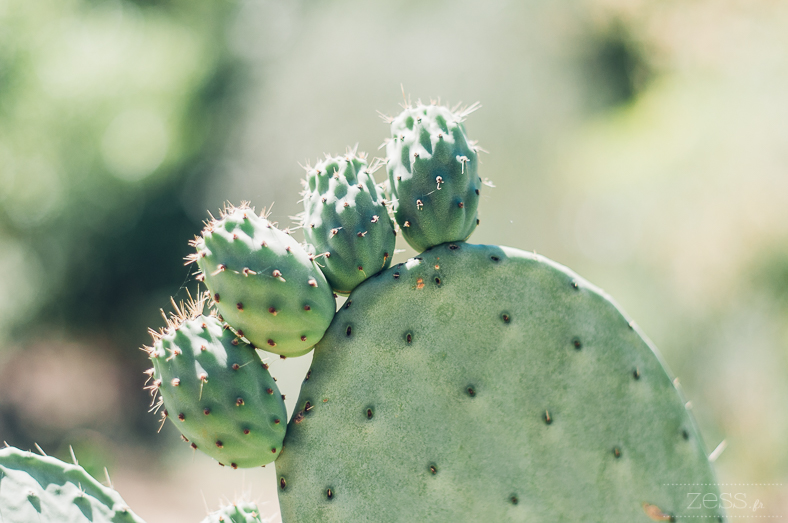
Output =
[
  {"x1": 385, "y1": 102, "x2": 482, "y2": 252},
  {"x1": 0, "y1": 445, "x2": 146, "y2": 523},
  {"x1": 146, "y1": 297, "x2": 287, "y2": 468},
  {"x1": 201, "y1": 501, "x2": 265, "y2": 523},
  {"x1": 302, "y1": 150, "x2": 396, "y2": 294},
  {"x1": 276, "y1": 242, "x2": 724, "y2": 522},
  {"x1": 191, "y1": 203, "x2": 335, "y2": 357}
]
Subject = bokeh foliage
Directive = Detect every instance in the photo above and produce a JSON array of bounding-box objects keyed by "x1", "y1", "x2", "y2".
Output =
[{"x1": 0, "y1": 0, "x2": 243, "y2": 462}]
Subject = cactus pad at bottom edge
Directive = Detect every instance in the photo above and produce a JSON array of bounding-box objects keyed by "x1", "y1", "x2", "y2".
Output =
[
  {"x1": 0, "y1": 445, "x2": 146, "y2": 523},
  {"x1": 276, "y1": 242, "x2": 725, "y2": 522}
]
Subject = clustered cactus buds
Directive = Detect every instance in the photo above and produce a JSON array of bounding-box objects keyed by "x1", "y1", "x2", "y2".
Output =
[{"x1": 0, "y1": 98, "x2": 726, "y2": 523}]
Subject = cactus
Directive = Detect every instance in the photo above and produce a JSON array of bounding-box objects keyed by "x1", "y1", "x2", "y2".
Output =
[
  {"x1": 275, "y1": 242, "x2": 723, "y2": 522},
  {"x1": 144, "y1": 294, "x2": 287, "y2": 468},
  {"x1": 189, "y1": 202, "x2": 335, "y2": 358},
  {"x1": 384, "y1": 101, "x2": 483, "y2": 252},
  {"x1": 0, "y1": 444, "x2": 271, "y2": 523},
  {"x1": 124, "y1": 96, "x2": 724, "y2": 522},
  {"x1": 201, "y1": 501, "x2": 266, "y2": 523},
  {"x1": 301, "y1": 149, "x2": 396, "y2": 294},
  {"x1": 0, "y1": 445, "x2": 146, "y2": 523}
]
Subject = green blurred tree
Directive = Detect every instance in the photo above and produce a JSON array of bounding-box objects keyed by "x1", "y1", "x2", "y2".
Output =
[{"x1": 0, "y1": 0, "x2": 245, "y2": 454}]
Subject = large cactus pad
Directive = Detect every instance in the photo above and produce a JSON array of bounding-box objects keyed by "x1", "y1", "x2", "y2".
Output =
[
  {"x1": 276, "y1": 242, "x2": 724, "y2": 522},
  {"x1": 0, "y1": 445, "x2": 146, "y2": 523}
]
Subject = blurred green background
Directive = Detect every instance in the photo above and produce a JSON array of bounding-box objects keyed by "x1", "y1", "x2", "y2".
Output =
[{"x1": 1, "y1": 0, "x2": 786, "y2": 520}]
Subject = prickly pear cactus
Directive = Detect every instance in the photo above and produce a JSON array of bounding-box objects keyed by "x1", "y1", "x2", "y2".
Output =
[
  {"x1": 385, "y1": 101, "x2": 482, "y2": 252},
  {"x1": 301, "y1": 150, "x2": 396, "y2": 294},
  {"x1": 134, "y1": 95, "x2": 724, "y2": 523},
  {"x1": 190, "y1": 203, "x2": 335, "y2": 357},
  {"x1": 276, "y1": 242, "x2": 724, "y2": 522},
  {"x1": 145, "y1": 296, "x2": 287, "y2": 468},
  {"x1": 201, "y1": 501, "x2": 266, "y2": 523},
  {"x1": 0, "y1": 445, "x2": 146, "y2": 523}
]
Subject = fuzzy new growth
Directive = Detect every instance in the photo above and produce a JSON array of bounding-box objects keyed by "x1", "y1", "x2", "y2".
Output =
[
  {"x1": 141, "y1": 290, "x2": 210, "y2": 362},
  {"x1": 378, "y1": 96, "x2": 481, "y2": 125},
  {"x1": 186, "y1": 202, "x2": 275, "y2": 267}
]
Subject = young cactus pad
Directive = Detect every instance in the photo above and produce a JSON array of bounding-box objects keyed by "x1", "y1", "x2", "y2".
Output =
[
  {"x1": 0, "y1": 445, "x2": 146, "y2": 523},
  {"x1": 301, "y1": 150, "x2": 396, "y2": 294},
  {"x1": 201, "y1": 501, "x2": 266, "y2": 523},
  {"x1": 145, "y1": 296, "x2": 287, "y2": 468},
  {"x1": 190, "y1": 203, "x2": 335, "y2": 357},
  {"x1": 276, "y1": 242, "x2": 724, "y2": 522},
  {"x1": 385, "y1": 101, "x2": 482, "y2": 252}
]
